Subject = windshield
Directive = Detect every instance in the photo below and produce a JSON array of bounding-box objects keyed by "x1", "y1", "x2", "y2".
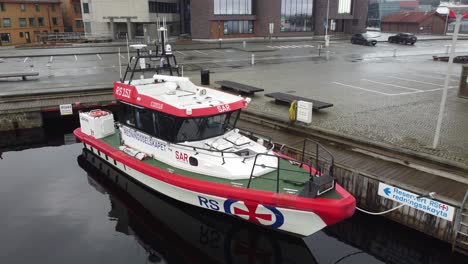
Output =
[{"x1": 175, "y1": 110, "x2": 240, "y2": 142}]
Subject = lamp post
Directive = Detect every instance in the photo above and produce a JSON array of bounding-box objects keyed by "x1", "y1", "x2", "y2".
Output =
[
  {"x1": 432, "y1": 2, "x2": 468, "y2": 149},
  {"x1": 325, "y1": 0, "x2": 330, "y2": 46}
]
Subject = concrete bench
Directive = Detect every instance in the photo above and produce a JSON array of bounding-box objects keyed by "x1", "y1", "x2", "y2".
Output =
[
  {"x1": 0, "y1": 72, "x2": 39, "y2": 81},
  {"x1": 215, "y1": 80, "x2": 264, "y2": 95},
  {"x1": 265, "y1": 92, "x2": 333, "y2": 110}
]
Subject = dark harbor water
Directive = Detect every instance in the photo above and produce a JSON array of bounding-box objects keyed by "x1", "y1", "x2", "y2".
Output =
[{"x1": 0, "y1": 118, "x2": 466, "y2": 264}]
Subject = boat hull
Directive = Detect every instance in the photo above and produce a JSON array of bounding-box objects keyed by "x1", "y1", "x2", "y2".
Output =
[{"x1": 74, "y1": 128, "x2": 355, "y2": 236}]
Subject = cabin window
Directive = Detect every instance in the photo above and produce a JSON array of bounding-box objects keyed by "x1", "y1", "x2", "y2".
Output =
[
  {"x1": 136, "y1": 108, "x2": 156, "y2": 136},
  {"x1": 121, "y1": 103, "x2": 136, "y2": 127},
  {"x1": 175, "y1": 110, "x2": 241, "y2": 142},
  {"x1": 156, "y1": 112, "x2": 179, "y2": 142}
]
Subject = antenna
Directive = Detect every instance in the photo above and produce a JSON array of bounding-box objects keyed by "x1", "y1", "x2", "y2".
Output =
[
  {"x1": 118, "y1": 47, "x2": 122, "y2": 82},
  {"x1": 126, "y1": 33, "x2": 130, "y2": 64}
]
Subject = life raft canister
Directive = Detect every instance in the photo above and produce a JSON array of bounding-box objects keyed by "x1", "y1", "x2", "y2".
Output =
[{"x1": 89, "y1": 109, "x2": 109, "y2": 118}]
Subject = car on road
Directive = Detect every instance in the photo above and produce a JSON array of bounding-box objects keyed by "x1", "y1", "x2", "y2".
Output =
[
  {"x1": 351, "y1": 33, "x2": 377, "y2": 46},
  {"x1": 388, "y1": 33, "x2": 417, "y2": 45}
]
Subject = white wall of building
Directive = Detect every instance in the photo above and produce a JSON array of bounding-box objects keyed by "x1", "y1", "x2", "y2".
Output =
[{"x1": 82, "y1": 0, "x2": 181, "y2": 38}]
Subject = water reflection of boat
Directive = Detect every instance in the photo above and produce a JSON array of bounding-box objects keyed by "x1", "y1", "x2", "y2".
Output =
[{"x1": 78, "y1": 148, "x2": 318, "y2": 264}]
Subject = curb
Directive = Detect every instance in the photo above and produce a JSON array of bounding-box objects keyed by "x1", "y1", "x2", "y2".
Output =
[
  {"x1": 0, "y1": 85, "x2": 113, "y2": 98},
  {"x1": 242, "y1": 109, "x2": 468, "y2": 172}
]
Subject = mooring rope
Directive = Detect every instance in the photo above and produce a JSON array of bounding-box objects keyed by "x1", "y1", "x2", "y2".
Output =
[
  {"x1": 355, "y1": 192, "x2": 436, "y2": 215},
  {"x1": 355, "y1": 204, "x2": 406, "y2": 215}
]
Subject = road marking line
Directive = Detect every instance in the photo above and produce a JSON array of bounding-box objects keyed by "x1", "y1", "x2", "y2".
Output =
[
  {"x1": 332, "y1": 82, "x2": 394, "y2": 96},
  {"x1": 361, "y1": 79, "x2": 422, "y2": 91},
  {"x1": 211, "y1": 49, "x2": 225, "y2": 54},
  {"x1": 435, "y1": 71, "x2": 458, "y2": 77},
  {"x1": 23, "y1": 57, "x2": 29, "y2": 63},
  {"x1": 410, "y1": 73, "x2": 458, "y2": 81},
  {"x1": 304, "y1": 45, "x2": 314, "y2": 47},
  {"x1": 49, "y1": 56, "x2": 53, "y2": 63},
  {"x1": 176, "y1": 51, "x2": 188, "y2": 56},
  {"x1": 96, "y1": 54, "x2": 102, "y2": 60},
  {"x1": 388, "y1": 76, "x2": 443, "y2": 87},
  {"x1": 388, "y1": 86, "x2": 457, "y2": 96},
  {"x1": 194, "y1": 50, "x2": 208, "y2": 55},
  {"x1": 74, "y1": 55, "x2": 78, "y2": 61},
  {"x1": 119, "y1": 54, "x2": 125, "y2": 59}
]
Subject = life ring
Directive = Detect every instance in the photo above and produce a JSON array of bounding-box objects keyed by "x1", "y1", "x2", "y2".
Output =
[{"x1": 89, "y1": 109, "x2": 108, "y2": 118}]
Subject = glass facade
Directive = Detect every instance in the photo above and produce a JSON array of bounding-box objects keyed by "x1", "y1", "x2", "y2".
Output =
[
  {"x1": 223, "y1": 20, "x2": 253, "y2": 34},
  {"x1": 214, "y1": 0, "x2": 252, "y2": 15},
  {"x1": 280, "y1": 0, "x2": 313, "y2": 32},
  {"x1": 338, "y1": 0, "x2": 352, "y2": 14}
]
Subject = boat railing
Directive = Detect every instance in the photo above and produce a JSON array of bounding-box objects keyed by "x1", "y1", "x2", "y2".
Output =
[
  {"x1": 247, "y1": 138, "x2": 335, "y2": 194},
  {"x1": 246, "y1": 153, "x2": 313, "y2": 193},
  {"x1": 122, "y1": 47, "x2": 180, "y2": 84}
]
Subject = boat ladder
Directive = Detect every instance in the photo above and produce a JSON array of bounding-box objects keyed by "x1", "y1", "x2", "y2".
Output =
[{"x1": 452, "y1": 189, "x2": 468, "y2": 255}]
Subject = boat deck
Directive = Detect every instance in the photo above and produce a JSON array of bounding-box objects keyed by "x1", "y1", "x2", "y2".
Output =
[{"x1": 99, "y1": 133, "x2": 342, "y2": 199}]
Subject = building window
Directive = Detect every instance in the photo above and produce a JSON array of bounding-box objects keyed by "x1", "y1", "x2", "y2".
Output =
[
  {"x1": 0, "y1": 33, "x2": 11, "y2": 43},
  {"x1": 0, "y1": 3, "x2": 5, "y2": 12},
  {"x1": 338, "y1": 0, "x2": 353, "y2": 14},
  {"x1": 2, "y1": 18, "x2": 11, "y2": 28},
  {"x1": 29, "y1": 18, "x2": 36, "y2": 27},
  {"x1": 73, "y1": 4, "x2": 81, "y2": 13},
  {"x1": 35, "y1": 4, "x2": 40, "y2": 12},
  {"x1": 38, "y1": 17, "x2": 44, "y2": 26},
  {"x1": 51, "y1": 4, "x2": 56, "y2": 12},
  {"x1": 75, "y1": 20, "x2": 82, "y2": 28},
  {"x1": 52, "y1": 17, "x2": 58, "y2": 26},
  {"x1": 83, "y1": 3, "x2": 89, "y2": 13},
  {"x1": 19, "y1": 18, "x2": 26, "y2": 27},
  {"x1": 214, "y1": 0, "x2": 252, "y2": 15},
  {"x1": 149, "y1": 1, "x2": 179, "y2": 13},
  {"x1": 280, "y1": 0, "x2": 313, "y2": 32},
  {"x1": 20, "y1": 4, "x2": 25, "y2": 12},
  {"x1": 223, "y1": 20, "x2": 253, "y2": 34},
  {"x1": 19, "y1": 32, "x2": 24, "y2": 38}
]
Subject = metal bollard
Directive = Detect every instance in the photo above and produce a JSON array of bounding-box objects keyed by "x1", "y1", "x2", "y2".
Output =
[
  {"x1": 393, "y1": 48, "x2": 397, "y2": 57},
  {"x1": 181, "y1": 65, "x2": 184, "y2": 77},
  {"x1": 326, "y1": 50, "x2": 330, "y2": 60},
  {"x1": 251, "y1": 54, "x2": 255, "y2": 65},
  {"x1": 243, "y1": 41, "x2": 246, "y2": 48},
  {"x1": 318, "y1": 45, "x2": 322, "y2": 56},
  {"x1": 445, "y1": 45, "x2": 450, "y2": 54}
]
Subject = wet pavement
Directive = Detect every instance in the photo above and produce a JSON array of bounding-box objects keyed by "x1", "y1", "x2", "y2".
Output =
[{"x1": 1, "y1": 40, "x2": 468, "y2": 166}]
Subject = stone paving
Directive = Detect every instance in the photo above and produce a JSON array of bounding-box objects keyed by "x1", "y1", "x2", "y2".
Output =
[{"x1": 187, "y1": 55, "x2": 468, "y2": 166}]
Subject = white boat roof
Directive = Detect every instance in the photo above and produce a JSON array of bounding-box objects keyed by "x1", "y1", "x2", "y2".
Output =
[{"x1": 113, "y1": 75, "x2": 249, "y2": 117}]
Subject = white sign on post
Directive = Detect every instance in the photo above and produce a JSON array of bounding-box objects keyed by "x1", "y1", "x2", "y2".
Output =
[
  {"x1": 59, "y1": 104, "x2": 73, "y2": 116},
  {"x1": 269, "y1": 23, "x2": 274, "y2": 34},
  {"x1": 378, "y1": 183, "x2": 454, "y2": 221},
  {"x1": 297, "y1": 101, "x2": 312, "y2": 124}
]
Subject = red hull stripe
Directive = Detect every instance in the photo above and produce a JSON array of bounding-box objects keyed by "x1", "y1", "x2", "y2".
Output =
[
  {"x1": 114, "y1": 82, "x2": 247, "y2": 117},
  {"x1": 74, "y1": 128, "x2": 356, "y2": 225}
]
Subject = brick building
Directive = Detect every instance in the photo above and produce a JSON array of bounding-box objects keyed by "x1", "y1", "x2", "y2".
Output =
[
  {"x1": 0, "y1": 0, "x2": 64, "y2": 45},
  {"x1": 382, "y1": 11, "x2": 446, "y2": 34},
  {"x1": 60, "y1": 0, "x2": 83, "y2": 32},
  {"x1": 189, "y1": 0, "x2": 368, "y2": 39}
]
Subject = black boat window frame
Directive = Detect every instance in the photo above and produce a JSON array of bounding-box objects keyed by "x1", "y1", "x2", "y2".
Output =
[{"x1": 118, "y1": 101, "x2": 241, "y2": 143}]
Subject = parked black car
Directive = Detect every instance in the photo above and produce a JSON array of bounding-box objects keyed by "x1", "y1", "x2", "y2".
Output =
[
  {"x1": 388, "y1": 33, "x2": 417, "y2": 45},
  {"x1": 351, "y1": 33, "x2": 377, "y2": 46}
]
